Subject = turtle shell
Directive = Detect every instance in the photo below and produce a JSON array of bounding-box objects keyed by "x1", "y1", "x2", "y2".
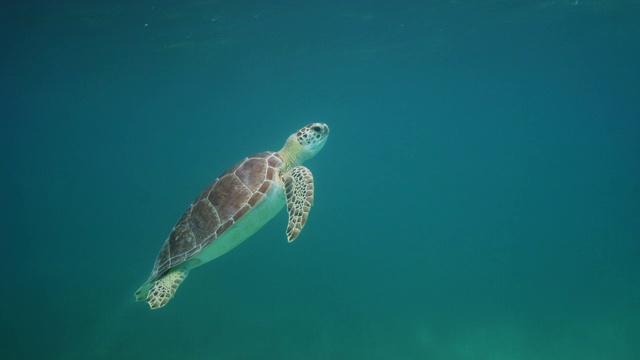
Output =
[{"x1": 147, "y1": 151, "x2": 284, "y2": 281}]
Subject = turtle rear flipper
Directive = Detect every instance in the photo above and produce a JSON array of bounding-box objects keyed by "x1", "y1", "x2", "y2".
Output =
[{"x1": 146, "y1": 267, "x2": 189, "y2": 309}]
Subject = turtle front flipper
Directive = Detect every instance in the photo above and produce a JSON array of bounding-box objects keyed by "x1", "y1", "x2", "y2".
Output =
[
  {"x1": 283, "y1": 166, "x2": 314, "y2": 242},
  {"x1": 146, "y1": 267, "x2": 189, "y2": 309}
]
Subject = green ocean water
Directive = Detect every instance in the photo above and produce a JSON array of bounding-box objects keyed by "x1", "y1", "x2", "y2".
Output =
[{"x1": 2, "y1": 1, "x2": 639, "y2": 359}]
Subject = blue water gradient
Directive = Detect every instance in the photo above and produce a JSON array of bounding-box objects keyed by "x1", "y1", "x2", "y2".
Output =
[{"x1": 2, "y1": 1, "x2": 639, "y2": 359}]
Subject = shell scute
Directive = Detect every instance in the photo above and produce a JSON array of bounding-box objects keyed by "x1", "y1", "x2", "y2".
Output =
[
  {"x1": 258, "y1": 181, "x2": 271, "y2": 194},
  {"x1": 266, "y1": 167, "x2": 275, "y2": 181},
  {"x1": 208, "y1": 174, "x2": 252, "y2": 220},
  {"x1": 247, "y1": 192, "x2": 264, "y2": 207},
  {"x1": 267, "y1": 155, "x2": 281, "y2": 168},
  {"x1": 235, "y1": 157, "x2": 268, "y2": 191},
  {"x1": 188, "y1": 200, "x2": 220, "y2": 244}
]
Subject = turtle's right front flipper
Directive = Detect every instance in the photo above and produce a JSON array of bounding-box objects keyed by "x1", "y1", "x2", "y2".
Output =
[{"x1": 283, "y1": 166, "x2": 314, "y2": 242}]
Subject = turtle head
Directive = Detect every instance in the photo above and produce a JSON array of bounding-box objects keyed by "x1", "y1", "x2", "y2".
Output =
[{"x1": 279, "y1": 123, "x2": 330, "y2": 167}]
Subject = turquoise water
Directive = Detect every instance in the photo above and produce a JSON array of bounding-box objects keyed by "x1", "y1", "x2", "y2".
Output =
[{"x1": 3, "y1": 1, "x2": 639, "y2": 359}]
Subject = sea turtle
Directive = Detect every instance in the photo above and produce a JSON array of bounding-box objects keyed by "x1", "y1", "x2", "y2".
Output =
[{"x1": 134, "y1": 123, "x2": 330, "y2": 309}]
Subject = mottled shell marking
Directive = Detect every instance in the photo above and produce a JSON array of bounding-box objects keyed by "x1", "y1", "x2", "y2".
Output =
[{"x1": 148, "y1": 152, "x2": 284, "y2": 280}]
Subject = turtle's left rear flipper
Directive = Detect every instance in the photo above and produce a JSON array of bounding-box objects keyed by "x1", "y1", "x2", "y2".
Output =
[{"x1": 146, "y1": 267, "x2": 189, "y2": 309}]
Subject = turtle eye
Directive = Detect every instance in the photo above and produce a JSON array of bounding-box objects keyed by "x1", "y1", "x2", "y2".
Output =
[{"x1": 311, "y1": 126, "x2": 322, "y2": 133}]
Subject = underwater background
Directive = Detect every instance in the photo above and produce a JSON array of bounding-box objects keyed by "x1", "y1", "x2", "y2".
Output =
[{"x1": 2, "y1": 1, "x2": 639, "y2": 359}]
